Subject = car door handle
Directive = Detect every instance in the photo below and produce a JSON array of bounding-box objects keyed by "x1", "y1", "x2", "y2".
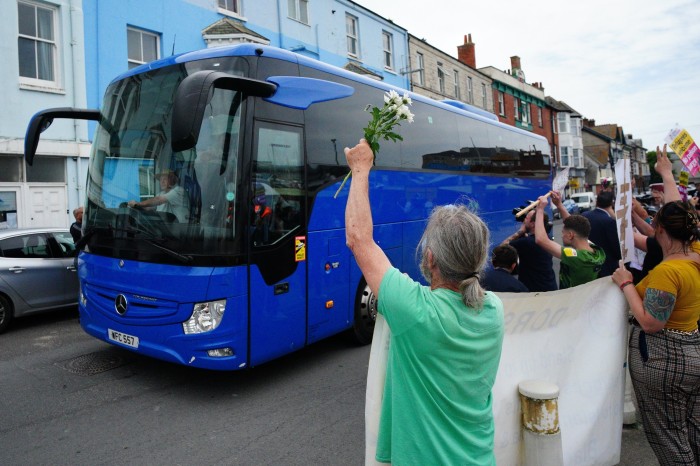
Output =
[
  {"x1": 67, "y1": 265, "x2": 77, "y2": 272},
  {"x1": 9, "y1": 266, "x2": 26, "y2": 273}
]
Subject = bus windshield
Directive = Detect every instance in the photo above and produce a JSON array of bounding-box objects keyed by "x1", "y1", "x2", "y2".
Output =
[{"x1": 84, "y1": 59, "x2": 248, "y2": 266}]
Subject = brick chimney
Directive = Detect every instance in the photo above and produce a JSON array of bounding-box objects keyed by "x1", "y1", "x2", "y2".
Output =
[
  {"x1": 457, "y1": 34, "x2": 476, "y2": 68},
  {"x1": 510, "y1": 56, "x2": 521, "y2": 72},
  {"x1": 583, "y1": 118, "x2": 596, "y2": 128}
]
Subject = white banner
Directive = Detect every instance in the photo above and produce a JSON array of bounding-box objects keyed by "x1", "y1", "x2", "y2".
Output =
[
  {"x1": 614, "y1": 159, "x2": 637, "y2": 265},
  {"x1": 366, "y1": 278, "x2": 629, "y2": 466}
]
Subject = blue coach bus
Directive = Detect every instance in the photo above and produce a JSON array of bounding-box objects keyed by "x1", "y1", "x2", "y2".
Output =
[{"x1": 25, "y1": 44, "x2": 551, "y2": 370}]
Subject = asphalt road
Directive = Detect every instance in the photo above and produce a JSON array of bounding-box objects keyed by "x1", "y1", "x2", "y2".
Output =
[{"x1": 0, "y1": 308, "x2": 369, "y2": 466}]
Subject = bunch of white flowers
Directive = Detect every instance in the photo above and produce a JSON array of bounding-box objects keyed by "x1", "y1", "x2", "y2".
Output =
[{"x1": 334, "y1": 90, "x2": 414, "y2": 198}]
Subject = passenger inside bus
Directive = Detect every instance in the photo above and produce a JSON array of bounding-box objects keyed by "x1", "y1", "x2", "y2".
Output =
[{"x1": 251, "y1": 182, "x2": 272, "y2": 246}]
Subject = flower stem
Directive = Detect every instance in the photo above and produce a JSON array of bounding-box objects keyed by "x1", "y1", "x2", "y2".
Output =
[{"x1": 333, "y1": 171, "x2": 352, "y2": 199}]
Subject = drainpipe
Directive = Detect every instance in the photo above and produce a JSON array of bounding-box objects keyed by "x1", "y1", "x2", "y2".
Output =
[
  {"x1": 69, "y1": 0, "x2": 88, "y2": 205},
  {"x1": 276, "y1": 0, "x2": 284, "y2": 49}
]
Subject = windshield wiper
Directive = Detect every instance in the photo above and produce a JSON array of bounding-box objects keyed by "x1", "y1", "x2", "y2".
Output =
[
  {"x1": 116, "y1": 225, "x2": 193, "y2": 264},
  {"x1": 140, "y1": 237, "x2": 193, "y2": 264}
]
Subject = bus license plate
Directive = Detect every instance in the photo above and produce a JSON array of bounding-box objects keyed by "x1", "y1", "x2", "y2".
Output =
[{"x1": 108, "y1": 329, "x2": 139, "y2": 348}]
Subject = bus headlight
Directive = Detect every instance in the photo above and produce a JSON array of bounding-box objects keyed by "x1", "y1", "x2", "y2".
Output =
[{"x1": 182, "y1": 300, "x2": 226, "y2": 334}]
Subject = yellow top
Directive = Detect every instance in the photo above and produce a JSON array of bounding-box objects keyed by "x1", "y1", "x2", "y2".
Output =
[{"x1": 636, "y1": 241, "x2": 700, "y2": 332}]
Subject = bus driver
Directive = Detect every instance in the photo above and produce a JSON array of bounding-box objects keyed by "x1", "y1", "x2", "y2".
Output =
[{"x1": 128, "y1": 169, "x2": 190, "y2": 222}]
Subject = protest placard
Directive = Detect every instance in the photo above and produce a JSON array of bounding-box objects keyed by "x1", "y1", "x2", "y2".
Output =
[
  {"x1": 614, "y1": 158, "x2": 637, "y2": 265},
  {"x1": 665, "y1": 126, "x2": 700, "y2": 176}
]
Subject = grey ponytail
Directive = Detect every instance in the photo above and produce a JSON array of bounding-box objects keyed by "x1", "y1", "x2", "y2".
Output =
[{"x1": 418, "y1": 205, "x2": 490, "y2": 309}]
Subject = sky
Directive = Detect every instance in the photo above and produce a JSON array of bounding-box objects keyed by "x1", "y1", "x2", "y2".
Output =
[{"x1": 358, "y1": 0, "x2": 700, "y2": 150}]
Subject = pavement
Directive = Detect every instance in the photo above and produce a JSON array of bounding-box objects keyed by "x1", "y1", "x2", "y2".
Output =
[{"x1": 618, "y1": 397, "x2": 659, "y2": 465}]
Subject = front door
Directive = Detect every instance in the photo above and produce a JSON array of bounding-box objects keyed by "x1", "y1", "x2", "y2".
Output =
[
  {"x1": 248, "y1": 121, "x2": 307, "y2": 366},
  {"x1": 27, "y1": 186, "x2": 67, "y2": 228}
]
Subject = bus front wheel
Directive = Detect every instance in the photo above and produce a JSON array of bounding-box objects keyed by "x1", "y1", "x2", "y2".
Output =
[{"x1": 350, "y1": 280, "x2": 377, "y2": 345}]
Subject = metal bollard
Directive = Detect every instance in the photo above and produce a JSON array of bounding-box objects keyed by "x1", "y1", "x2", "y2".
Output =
[{"x1": 518, "y1": 380, "x2": 564, "y2": 466}]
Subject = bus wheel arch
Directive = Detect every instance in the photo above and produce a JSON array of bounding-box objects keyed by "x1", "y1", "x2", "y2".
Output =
[{"x1": 350, "y1": 278, "x2": 377, "y2": 345}]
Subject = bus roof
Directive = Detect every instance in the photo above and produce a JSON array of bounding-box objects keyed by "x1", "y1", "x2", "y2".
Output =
[{"x1": 113, "y1": 44, "x2": 548, "y2": 146}]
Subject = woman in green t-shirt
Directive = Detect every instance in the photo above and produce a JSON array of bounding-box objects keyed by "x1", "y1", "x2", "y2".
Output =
[{"x1": 344, "y1": 139, "x2": 504, "y2": 465}]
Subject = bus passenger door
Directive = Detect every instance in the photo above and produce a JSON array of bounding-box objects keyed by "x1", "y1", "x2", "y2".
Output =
[{"x1": 248, "y1": 121, "x2": 307, "y2": 366}]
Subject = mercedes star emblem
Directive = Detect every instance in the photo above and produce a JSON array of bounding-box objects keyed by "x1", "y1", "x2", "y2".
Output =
[{"x1": 115, "y1": 294, "x2": 128, "y2": 315}]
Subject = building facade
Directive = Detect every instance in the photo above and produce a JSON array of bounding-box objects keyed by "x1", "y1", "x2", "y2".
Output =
[
  {"x1": 83, "y1": 0, "x2": 410, "y2": 116},
  {"x1": 406, "y1": 34, "x2": 493, "y2": 113},
  {"x1": 479, "y1": 57, "x2": 548, "y2": 137},
  {"x1": 581, "y1": 120, "x2": 620, "y2": 193},
  {"x1": 1, "y1": 0, "x2": 90, "y2": 229},
  {"x1": 625, "y1": 134, "x2": 649, "y2": 193},
  {"x1": 546, "y1": 97, "x2": 585, "y2": 194}
]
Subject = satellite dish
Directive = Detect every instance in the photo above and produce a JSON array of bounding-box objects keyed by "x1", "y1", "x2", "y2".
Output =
[{"x1": 516, "y1": 69, "x2": 526, "y2": 82}]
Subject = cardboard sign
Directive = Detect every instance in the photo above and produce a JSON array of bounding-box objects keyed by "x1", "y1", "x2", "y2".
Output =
[{"x1": 666, "y1": 126, "x2": 700, "y2": 176}]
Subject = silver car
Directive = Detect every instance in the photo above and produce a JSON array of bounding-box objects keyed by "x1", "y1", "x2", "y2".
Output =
[{"x1": 0, "y1": 228, "x2": 79, "y2": 333}]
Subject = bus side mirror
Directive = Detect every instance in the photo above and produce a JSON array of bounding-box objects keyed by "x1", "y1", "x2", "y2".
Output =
[
  {"x1": 25, "y1": 108, "x2": 100, "y2": 165},
  {"x1": 171, "y1": 71, "x2": 276, "y2": 153}
]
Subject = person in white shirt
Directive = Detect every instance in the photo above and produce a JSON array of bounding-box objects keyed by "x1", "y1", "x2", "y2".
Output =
[{"x1": 128, "y1": 169, "x2": 190, "y2": 222}]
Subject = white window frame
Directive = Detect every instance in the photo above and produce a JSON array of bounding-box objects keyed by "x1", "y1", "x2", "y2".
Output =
[
  {"x1": 467, "y1": 77, "x2": 473, "y2": 103},
  {"x1": 558, "y1": 113, "x2": 569, "y2": 133},
  {"x1": 127, "y1": 27, "x2": 160, "y2": 69},
  {"x1": 513, "y1": 98, "x2": 520, "y2": 120},
  {"x1": 453, "y1": 70, "x2": 460, "y2": 99},
  {"x1": 537, "y1": 107, "x2": 543, "y2": 127},
  {"x1": 522, "y1": 102, "x2": 531, "y2": 124},
  {"x1": 498, "y1": 92, "x2": 505, "y2": 116},
  {"x1": 217, "y1": 0, "x2": 242, "y2": 17},
  {"x1": 561, "y1": 146, "x2": 571, "y2": 166},
  {"x1": 573, "y1": 148, "x2": 582, "y2": 168},
  {"x1": 481, "y1": 83, "x2": 487, "y2": 108},
  {"x1": 287, "y1": 0, "x2": 308, "y2": 24},
  {"x1": 437, "y1": 63, "x2": 445, "y2": 94},
  {"x1": 382, "y1": 31, "x2": 393, "y2": 70},
  {"x1": 572, "y1": 118, "x2": 581, "y2": 136},
  {"x1": 346, "y1": 14, "x2": 359, "y2": 58},
  {"x1": 18, "y1": 0, "x2": 61, "y2": 91},
  {"x1": 415, "y1": 52, "x2": 424, "y2": 86}
]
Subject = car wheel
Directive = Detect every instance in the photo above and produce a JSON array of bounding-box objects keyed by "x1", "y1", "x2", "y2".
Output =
[
  {"x1": 0, "y1": 294, "x2": 14, "y2": 334},
  {"x1": 349, "y1": 279, "x2": 377, "y2": 346}
]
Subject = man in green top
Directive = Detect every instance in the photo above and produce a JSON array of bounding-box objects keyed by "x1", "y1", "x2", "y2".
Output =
[{"x1": 534, "y1": 193, "x2": 606, "y2": 288}]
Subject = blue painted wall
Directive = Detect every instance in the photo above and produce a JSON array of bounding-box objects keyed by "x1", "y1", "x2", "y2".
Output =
[{"x1": 82, "y1": 0, "x2": 409, "y2": 115}]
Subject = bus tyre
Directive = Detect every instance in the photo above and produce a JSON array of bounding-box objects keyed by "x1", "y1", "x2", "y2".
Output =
[
  {"x1": 350, "y1": 280, "x2": 377, "y2": 345},
  {"x1": 0, "y1": 294, "x2": 13, "y2": 334}
]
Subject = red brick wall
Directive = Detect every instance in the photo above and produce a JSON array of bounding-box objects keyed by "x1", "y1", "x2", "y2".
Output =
[{"x1": 493, "y1": 89, "x2": 558, "y2": 164}]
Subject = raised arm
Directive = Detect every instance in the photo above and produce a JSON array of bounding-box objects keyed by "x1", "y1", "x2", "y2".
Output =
[
  {"x1": 551, "y1": 190, "x2": 569, "y2": 220},
  {"x1": 344, "y1": 139, "x2": 391, "y2": 296},
  {"x1": 656, "y1": 144, "x2": 681, "y2": 203},
  {"x1": 534, "y1": 195, "x2": 562, "y2": 258},
  {"x1": 500, "y1": 219, "x2": 528, "y2": 246}
]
